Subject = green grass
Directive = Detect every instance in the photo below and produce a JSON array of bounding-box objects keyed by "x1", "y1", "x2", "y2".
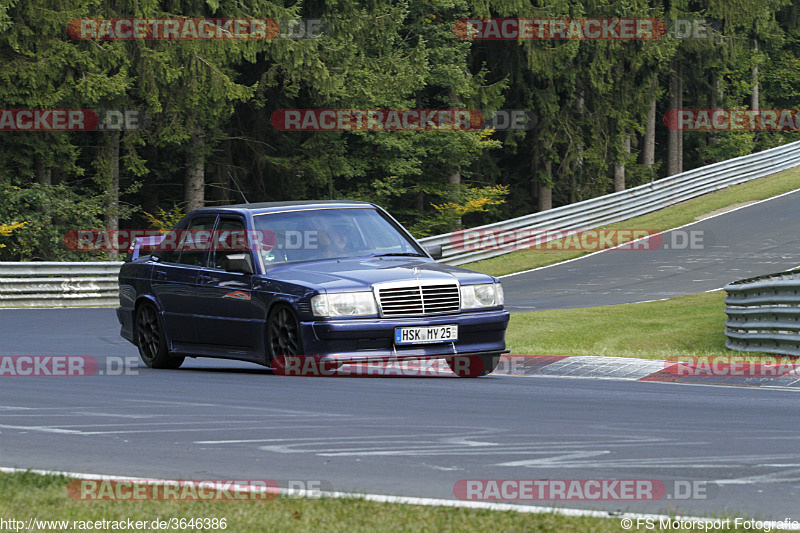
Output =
[
  {"x1": 466, "y1": 166, "x2": 800, "y2": 277},
  {"x1": 505, "y1": 290, "x2": 773, "y2": 359},
  {"x1": 0, "y1": 471, "x2": 769, "y2": 532}
]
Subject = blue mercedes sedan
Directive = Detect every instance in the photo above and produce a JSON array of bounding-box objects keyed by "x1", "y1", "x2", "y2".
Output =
[{"x1": 117, "y1": 201, "x2": 509, "y2": 377}]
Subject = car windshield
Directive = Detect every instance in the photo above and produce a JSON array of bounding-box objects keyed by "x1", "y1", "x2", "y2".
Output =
[{"x1": 252, "y1": 207, "x2": 425, "y2": 266}]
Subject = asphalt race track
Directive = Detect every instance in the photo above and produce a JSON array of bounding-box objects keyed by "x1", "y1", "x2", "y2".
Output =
[
  {"x1": 2, "y1": 189, "x2": 800, "y2": 520},
  {"x1": 503, "y1": 189, "x2": 800, "y2": 311}
]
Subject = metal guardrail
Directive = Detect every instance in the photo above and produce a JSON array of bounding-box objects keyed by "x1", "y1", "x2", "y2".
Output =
[
  {"x1": 420, "y1": 139, "x2": 800, "y2": 265},
  {"x1": 1, "y1": 139, "x2": 799, "y2": 307},
  {"x1": 0, "y1": 262, "x2": 123, "y2": 308},
  {"x1": 724, "y1": 269, "x2": 800, "y2": 356}
]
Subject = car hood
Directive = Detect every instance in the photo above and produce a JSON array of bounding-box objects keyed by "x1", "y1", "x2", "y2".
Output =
[{"x1": 263, "y1": 256, "x2": 496, "y2": 292}]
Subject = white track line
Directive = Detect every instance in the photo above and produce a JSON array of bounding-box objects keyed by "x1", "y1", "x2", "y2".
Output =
[
  {"x1": 500, "y1": 187, "x2": 800, "y2": 279},
  {"x1": 1, "y1": 466, "x2": 794, "y2": 528}
]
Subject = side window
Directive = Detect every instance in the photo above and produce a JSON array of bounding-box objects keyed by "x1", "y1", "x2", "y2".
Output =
[
  {"x1": 156, "y1": 216, "x2": 216, "y2": 266},
  {"x1": 210, "y1": 218, "x2": 248, "y2": 270},
  {"x1": 177, "y1": 216, "x2": 216, "y2": 266}
]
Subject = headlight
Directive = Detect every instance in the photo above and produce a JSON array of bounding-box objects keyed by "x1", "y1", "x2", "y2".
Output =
[
  {"x1": 460, "y1": 282, "x2": 504, "y2": 309},
  {"x1": 311, "y1": 292, "x2": 378, "y2": 317}
]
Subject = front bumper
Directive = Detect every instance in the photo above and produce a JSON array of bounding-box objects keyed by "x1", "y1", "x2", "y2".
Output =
[{"x1": 299, "y1": 308, "x2": 509, "y2": 362}]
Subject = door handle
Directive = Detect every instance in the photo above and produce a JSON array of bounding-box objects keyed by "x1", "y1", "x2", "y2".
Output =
[{"x1": 154, "y1": 269, "x2": 167, "y2": 280}]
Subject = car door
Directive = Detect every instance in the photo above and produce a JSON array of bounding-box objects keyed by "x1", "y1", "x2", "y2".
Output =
[
  {"x1": 151, "y1": 215, "x2": 216, "y2": 346},
  {"x1": 195, "y1": 216, "x2": 261, "y2": 351}
]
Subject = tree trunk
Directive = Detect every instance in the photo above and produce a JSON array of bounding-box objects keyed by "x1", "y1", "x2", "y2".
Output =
[
  {"x1": 677, "y1": 61, "x2": 683, "y2": 174},
  {"x1": 573, "y1": 90, "x2": 584, "y2": 203},
  {"x1": 751, "y1": 41, "x2": 759, "y2": 112},
  {"x1": 538, "y1": 160, "x2": 552, "y2": 211},
  {"x1": 141, "y1": 145, "x2": 160, "y2": 217},
  {"x1": 529, "y1": 114, "x2": 538, "y2": 202},
  {"x1": 211, "y1": 140, "x2": 236, "y2": 206},
  {"x1": 710, "y1": 77, "x2": 722, "y2": 151},
  {"x1": 103, "y1": 131, "x2": 121, "y2": 261},
  {"x1": 34, "y1": 153, "x2": 52, "y2": 220},
  {"x1": 448, "y1": 165, "x2": 461, "y2": 227},
  {"x1": 667, "y1": 59, "x2": 683, "y2": 176},
  {"x1": 184, "y1": 128, "x2": 205, "y2": 213},
  {"x1": 51, "y1": 167, "x2": 63, "y2": 185},
  {"x1": 569, "y1": 172, "x2": 578, "y2": 203},
  {"x1": 711, "y1": 77, "x2": 720, "y2": 110},
  {"x1": 35, "y1": 155, "x2": 51, "y2": 186},
  {"x1": 613, "y1": 136, "x2": 630, "y2": 192},
  {"x1": 643, "y1": 78, "x2": 657, "y2": 171}
]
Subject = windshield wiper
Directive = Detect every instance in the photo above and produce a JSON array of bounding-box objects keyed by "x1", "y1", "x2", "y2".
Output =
[{"x1": 371, "y1": 252, "x2": 427, "y2": 257}]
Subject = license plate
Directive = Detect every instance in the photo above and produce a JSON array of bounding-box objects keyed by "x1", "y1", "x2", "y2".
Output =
[{"x1": 394, "y1": 325, "x2": 458, "y2": 345}]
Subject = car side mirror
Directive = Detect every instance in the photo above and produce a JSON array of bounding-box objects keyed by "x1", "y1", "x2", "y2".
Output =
[
  {"x1": 425, "y1": 245, "x2": 443, "y2": 260},
  {"x1": 224, "y1": 253, "x2": 254, "y2": 274}
]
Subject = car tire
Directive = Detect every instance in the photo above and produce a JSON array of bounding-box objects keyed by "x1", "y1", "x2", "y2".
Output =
[
  {"x1": 446, "y1": 354, "x2": 500, "y2": 378},
  {"x1": 136, "y1": 303, "x2": 184, "y2": 369},
  {"x1": 267, "y1": 305, "x2": 303, "y2": 376}
]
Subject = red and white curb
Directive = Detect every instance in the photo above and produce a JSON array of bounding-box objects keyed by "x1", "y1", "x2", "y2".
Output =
[{"x1": 494, "y1": 355, "x2": 800, "y2": 390}]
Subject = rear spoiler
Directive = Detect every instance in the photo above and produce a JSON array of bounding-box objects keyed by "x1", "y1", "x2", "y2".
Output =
[{"x1": 127, "y1": 235, "x2": 166, "y2": 261}]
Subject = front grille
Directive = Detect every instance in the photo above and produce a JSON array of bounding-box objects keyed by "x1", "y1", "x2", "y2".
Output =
[{"x1": 377, "y1": 283, "x2": 460, "y2": 317}]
